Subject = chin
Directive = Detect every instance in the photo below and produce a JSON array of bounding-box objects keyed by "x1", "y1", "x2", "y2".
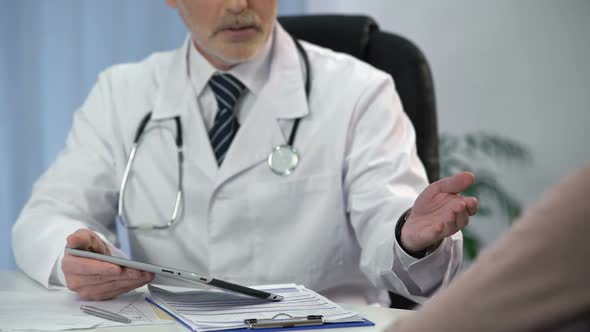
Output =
[
  {"x1": 218, "y1": 46, "x2": 261, "y2": 64},
  {"x1": 197, "y1": 36, "x2": 267, "y2": 69}
]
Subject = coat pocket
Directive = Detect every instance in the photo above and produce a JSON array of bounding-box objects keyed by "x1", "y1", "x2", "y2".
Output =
[{"x1": 246, "y1": 174, "x2": 346, "y2": 287}]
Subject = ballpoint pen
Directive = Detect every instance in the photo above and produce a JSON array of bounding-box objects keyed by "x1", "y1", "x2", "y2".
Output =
[{"x1": 80, "y1": 305, "x2": 131, "y2": 324}]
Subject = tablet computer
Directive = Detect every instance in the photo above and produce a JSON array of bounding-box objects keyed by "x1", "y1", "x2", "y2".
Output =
[{"x1": 65, "y1": 247, "x2": 283, "y2": 302}]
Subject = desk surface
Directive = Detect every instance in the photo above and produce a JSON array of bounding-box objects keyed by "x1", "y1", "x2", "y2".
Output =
[{"x1": 0, "y1": 270, "x2": 410, "y2": 332}]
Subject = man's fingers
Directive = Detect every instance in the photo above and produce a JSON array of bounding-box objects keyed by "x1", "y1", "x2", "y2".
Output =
[
  {"x1": 87, "y1": 231, "x2": 110, "y2": 255},
  {"x1": 447, "y1": 199, "x2": 471, "y2": 232},
  {"x1": 95, "y1": 238, "x2": 111, "y2": 255},
  {"x1": 63, "y1": 255, "x2": 121, "y2": 275},
  {"x1": 62, "y1": 229, "x2": 151, "y2": 300},
  {"x1": 440, "y1": 195, "x2": 476, "y2": 232},
  {"x1": 80, "y1": 273, "x2": 153, "y2": 299},
  {"x1": 65, "y1": 268, "x2": 147, "y2": 290},
  {"x1": 440, "y1": 172, "x2": 475, "y2": 194},
  {"x1": 426, "y1": 172, "x2": 475, "y2": 197},
  {"x1": 92, "y1": 276, "x2": 154, "y2": 301},
  {"x1": 77, "y1": 273, "x2": 154, "y2": 300},
  {"x1": 465, "y1": 196, "x2": 479, "y2": 216},
  {"x1": 405, "y1": 190, "x2": 477, "y2": 250},
  {"x1": 66, "y1": 229, "x2": 109, "y2": 254},
  {"x1": 66, "y1": 232, "x2": 90, "y2": 250},
  {"x1": 66, "y1": 273, "x2": 125, "y2": 290},
  {"x1": 454, "y1": 209, "x2": 470, "y2": 230},
  {"x1": 66, "y1": 270, "x2": 153, "y2": 292}
]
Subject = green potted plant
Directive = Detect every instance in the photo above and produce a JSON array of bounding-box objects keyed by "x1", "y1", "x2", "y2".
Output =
[{"x1": 439, "y1": 132, "x2": 532, "y2": 260}]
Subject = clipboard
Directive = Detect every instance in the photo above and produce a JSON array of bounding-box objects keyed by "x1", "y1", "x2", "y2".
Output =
[
  {"x1": 242, "y1": 313, "x2": 375, "y2": 331},
  {"x1": 244, "y1": 313, "x2": 325, "y2": 329},
  {"x1": 146, "y1": 298, "x2": 375, "y2": 332}
]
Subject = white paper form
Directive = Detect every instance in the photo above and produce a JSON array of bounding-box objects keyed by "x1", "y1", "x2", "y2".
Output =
[
  {"x1": 0, "y1": 289, "x2": 173, "y2": 331},
  {"x1": 147, "y1": 284, "x2": 364, "y2": 332},
  {"x1": 96, "y1": 292, "x2": 174, "y2": 328}
]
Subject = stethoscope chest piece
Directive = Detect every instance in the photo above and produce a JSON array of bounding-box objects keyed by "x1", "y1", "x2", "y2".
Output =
[{"x1": 268, "y1": 145, "x2": 300, "y2": 176}]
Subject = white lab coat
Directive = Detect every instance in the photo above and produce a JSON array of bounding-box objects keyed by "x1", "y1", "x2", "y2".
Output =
[{"x1": 12, "y1": 24, "x2": 462, "y2": 305}]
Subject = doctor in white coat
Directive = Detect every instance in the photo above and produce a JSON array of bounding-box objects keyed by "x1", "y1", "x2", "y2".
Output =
[{"x1": 12, "y1": 0, "x2": 478, "y2": 306}]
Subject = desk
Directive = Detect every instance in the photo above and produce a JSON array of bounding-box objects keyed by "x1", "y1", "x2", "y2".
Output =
[{"x1": 0, "y1": 270, "x2": 411, "y2": 331}]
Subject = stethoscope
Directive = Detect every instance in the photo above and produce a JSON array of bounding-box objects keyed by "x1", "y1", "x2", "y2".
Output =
[{"x1": 117, "y1": 38, "x2": 311, "y2": 230}]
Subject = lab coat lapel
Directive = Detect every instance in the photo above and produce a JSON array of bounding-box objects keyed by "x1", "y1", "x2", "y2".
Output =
[
  {"x1": 151, "y1": 38, "x2": 218, "y2": 181},
  {"x1": 216, "y1": 25, "x2": 310, "y2": 186}
]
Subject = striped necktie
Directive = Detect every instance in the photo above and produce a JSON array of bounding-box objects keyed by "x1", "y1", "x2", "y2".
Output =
[{"x1": 208, "y1": 73, "x2": 246, "y2": 165}]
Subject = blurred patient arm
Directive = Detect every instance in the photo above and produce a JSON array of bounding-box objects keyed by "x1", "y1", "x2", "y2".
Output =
[{"x1": 389, "y1": 165, "x2": 590, "y2": 332}]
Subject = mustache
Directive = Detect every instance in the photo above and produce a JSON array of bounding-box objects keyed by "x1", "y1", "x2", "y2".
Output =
[{"x1": 214, "y1": 11, "x2": 262, "y2": 32}]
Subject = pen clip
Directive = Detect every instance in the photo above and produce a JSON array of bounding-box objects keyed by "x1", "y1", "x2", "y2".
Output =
[{"x1": 244, "y1": 313, "x2": 324, "y2": 329}]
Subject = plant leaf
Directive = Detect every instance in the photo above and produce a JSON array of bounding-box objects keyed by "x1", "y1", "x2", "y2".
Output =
[
  {"x1": 462, "y1": 228, "x2": 480, "y2": 260},
  {"x1": 438, "y1": 132, "x2": 530, "y2": 259},
  {"x1": 472, "y1": 132, "x2": 532, "y2": 164}
]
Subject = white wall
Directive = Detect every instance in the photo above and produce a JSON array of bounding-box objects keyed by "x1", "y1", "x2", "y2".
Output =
[{"x1": 306, "y1": 0, "x2": 590, "y2": 246}]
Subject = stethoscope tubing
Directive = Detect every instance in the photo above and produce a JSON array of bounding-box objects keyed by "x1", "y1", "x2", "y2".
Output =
[
  {"x1": 133, "y1": 38, "x2": 309, "y2": 147},
  {"x1": 118, "y1": 37, "x2": 310, "y2": 230}
]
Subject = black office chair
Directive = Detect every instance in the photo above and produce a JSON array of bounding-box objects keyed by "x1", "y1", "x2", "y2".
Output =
[{"x1": 278, "y1": 15, "x2": 439, "y2": 309}]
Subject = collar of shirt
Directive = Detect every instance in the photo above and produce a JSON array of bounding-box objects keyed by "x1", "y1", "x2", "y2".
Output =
[
  {"x1": 188, "y1": 34, "x2": 272, "y2": 97},
  {"x1": 187, "y1": 28, "x2": 273, "y2": 130}
]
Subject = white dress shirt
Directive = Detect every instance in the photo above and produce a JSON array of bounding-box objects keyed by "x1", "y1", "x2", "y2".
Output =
[{"x1": 189, "y1": 32, "x2": 272, "y2": 131}]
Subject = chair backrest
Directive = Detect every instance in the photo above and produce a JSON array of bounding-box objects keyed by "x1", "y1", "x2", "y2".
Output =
[
  {"x1": 278, "y1": 15, "x2": 439, "y2": 309},
  {"x1": 278, "y1": 15, "x2": 439, "y2": 183}
]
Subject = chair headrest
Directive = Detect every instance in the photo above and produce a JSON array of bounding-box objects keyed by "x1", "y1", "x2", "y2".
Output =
[{"x1": 278, "y1": 15, "x2": 379, "y2": 59}]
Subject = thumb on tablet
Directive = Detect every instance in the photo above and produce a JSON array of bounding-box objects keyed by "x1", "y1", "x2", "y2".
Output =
[{"x1": 66, "y1": 228, "x2": 111, "y2": 255}]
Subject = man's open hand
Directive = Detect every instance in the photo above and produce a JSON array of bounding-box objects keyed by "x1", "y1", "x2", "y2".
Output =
[{"x1": 401, "y1": 172, "x2": 479, "y2": 253}]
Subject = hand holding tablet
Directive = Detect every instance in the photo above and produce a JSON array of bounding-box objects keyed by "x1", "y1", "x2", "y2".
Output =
[
  {"x1": 62, "y1": 229, "x2": 154, "y2": 300},
  {"x1": 65, "y1": 247, "x2": 283, "y2": 302}
]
